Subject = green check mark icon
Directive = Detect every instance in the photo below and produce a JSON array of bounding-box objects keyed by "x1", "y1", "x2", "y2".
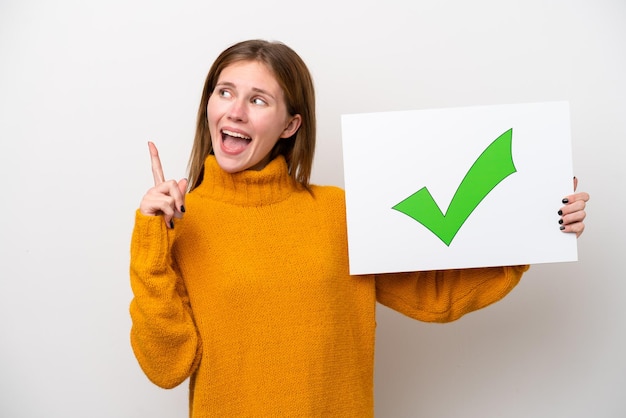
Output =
[{"x1": 392, "y1": 128, "x2": 516, "y2": 246}]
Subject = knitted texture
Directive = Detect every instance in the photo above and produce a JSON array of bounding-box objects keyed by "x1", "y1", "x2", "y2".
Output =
[{"x1": 130, "y1": 155, "x2": 528, "y2": 417}]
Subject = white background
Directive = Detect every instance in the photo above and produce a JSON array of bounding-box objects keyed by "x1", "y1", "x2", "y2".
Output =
[{"x1": 1, "y1": 1, "x2": 624, "y2": 417}]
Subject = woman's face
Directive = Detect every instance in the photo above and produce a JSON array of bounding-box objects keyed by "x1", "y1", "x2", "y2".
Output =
[{"x1": 207, "y1": 60, "x2": 301, "y2": 173}]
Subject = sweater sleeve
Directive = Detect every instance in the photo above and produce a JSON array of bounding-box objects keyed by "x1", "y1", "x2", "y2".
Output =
[
  {"x1": 129, "y1": 210, "x2": 202, "y2": 389},
  {"x1": 375, "y1": 265, "x2": 529, "y2": 323}
]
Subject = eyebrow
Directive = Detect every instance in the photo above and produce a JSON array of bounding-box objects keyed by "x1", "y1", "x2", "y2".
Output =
[{"x1": 215, "y1": 81, "x2": 277, "y2": 101}]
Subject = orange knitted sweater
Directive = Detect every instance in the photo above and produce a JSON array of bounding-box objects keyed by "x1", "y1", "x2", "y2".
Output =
[{"x1": 129, "y1": 155, "x2": 528, "y2": 417}]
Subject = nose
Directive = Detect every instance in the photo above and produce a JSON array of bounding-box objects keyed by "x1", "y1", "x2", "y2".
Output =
[{"x1": 227, "y1": 98, "x2": 247, "y2": 122}]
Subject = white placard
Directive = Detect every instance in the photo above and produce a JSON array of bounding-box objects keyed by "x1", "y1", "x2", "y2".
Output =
[{"x1": 341, "y1": 101, "x2": 577, "y2": 274}]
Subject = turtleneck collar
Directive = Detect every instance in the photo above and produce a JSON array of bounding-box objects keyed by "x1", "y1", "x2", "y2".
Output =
[{"x1": 193, "y1": 155, "x2": 301, "y2": 206}]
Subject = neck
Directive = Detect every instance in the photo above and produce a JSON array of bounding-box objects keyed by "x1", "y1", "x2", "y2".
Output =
[{"x1": 194, "y1": 155, "x2": 300, "y2": 206}]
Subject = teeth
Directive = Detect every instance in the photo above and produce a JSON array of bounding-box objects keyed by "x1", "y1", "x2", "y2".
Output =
[{"x1": 222, "y1": 129, "x2": 251, "y2": 140}]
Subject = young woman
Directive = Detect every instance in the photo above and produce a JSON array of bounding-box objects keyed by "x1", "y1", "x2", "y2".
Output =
[{"x1": 130, "y1": 39, "x2": 589, "y2": 417}]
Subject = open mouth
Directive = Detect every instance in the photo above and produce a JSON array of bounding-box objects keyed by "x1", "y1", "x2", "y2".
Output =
[{"x1": 221, "y1": 129, "x2": 251, "y2": 153}]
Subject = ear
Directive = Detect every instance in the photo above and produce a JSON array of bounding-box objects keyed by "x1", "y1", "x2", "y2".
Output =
[{"x1": 281, "y1": 114, "x2": 302, "y2": 138}]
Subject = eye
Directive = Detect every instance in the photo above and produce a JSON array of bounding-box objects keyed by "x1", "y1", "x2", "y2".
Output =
[
  {"x1": 252, "y1": 97, "x2": 267, "y2": 106},
  {"x1": 218, "y1": 89, "x2": 232, "y2": 98}
]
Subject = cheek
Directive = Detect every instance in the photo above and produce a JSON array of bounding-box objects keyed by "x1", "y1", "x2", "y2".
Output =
[
  {"x1": 206, "y1": 100, "x2": 220, "y2": 137},
  {"x1": 258, "y1": 114, "x2": 290, "y2": 141},
  {"x1": 206, "y1": 99, "x2": 216, "y2": 123},
  {"x1": 256, "y1": 123, "x2": 283, "y2": 149}
]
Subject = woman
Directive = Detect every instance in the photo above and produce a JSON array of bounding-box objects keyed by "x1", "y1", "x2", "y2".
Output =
[{"x1": 130, "y1": 39, "x2": 589, "y2": 417}]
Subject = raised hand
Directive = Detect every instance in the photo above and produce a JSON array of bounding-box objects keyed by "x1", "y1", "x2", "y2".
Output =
[
  {"x1": 139, "y1": 141, "x2": 188, "y2": 228},
  {"x1": 559, "y1": 176, "x2": 589, "y2": 238}
]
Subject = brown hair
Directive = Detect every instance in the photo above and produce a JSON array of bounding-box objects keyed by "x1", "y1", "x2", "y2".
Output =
[{"x1": 187, "y1": 39, "x2": 316, "y2": 190}]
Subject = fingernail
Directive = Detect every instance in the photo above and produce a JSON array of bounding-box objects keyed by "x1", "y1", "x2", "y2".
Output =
[
  {"x1": 558, "y1": 219, "x2": 564, "y2": 224},
  {"x1": 181, "y1": 205, "x2": 186, "y2": 213},
  {"x1": 560, "y1": 226, "x2": 565, "y2": 230},
  {"x1": 558, "y1": 210, "x2": 563, "y2": 216},
  {"x1": 170, "y1": 220, "x2": 174, "y2": 229},
  {"x1": 562, "y1": 198, "x2": 569, "y2": 204}
]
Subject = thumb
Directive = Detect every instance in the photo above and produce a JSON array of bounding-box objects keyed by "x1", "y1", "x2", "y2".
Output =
[
  {"x1": 179, "y1": 178, "x2": 189, "y2": 196},
  {"x1": 173, "y1": 178, "x2": 189, "y2": 219}
]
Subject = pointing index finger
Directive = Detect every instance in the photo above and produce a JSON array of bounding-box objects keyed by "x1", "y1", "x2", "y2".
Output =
[{"x1": 148, "y1": 141, "x2": 165, "y2": 185}]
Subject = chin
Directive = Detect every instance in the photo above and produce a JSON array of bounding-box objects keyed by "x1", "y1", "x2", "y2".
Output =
[
  {"x1": 215, "y1": 158, "x2": 244, "y2": 173},
  {"x1": 213, "y1": 152, "x2": 252, "y2": 174}
]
